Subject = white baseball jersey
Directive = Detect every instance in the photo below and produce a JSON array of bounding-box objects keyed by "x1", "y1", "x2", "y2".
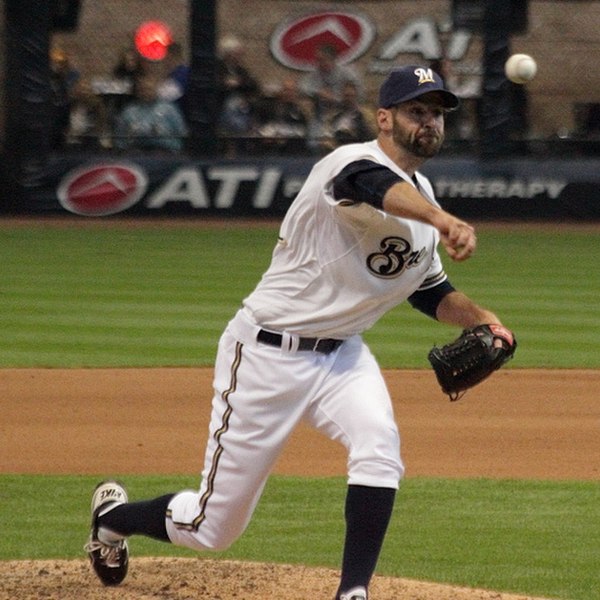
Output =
[{"x1": 242, "y1": 140, "x2": 447, "y2": 338}]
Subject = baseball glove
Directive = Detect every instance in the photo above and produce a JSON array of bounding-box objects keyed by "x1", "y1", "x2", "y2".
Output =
[{"x1": 428, "y1": 324, "x2": 517, "y2": 401}]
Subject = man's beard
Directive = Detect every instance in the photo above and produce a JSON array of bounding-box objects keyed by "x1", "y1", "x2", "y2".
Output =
[{"x1": 392, "y1": 122, "x2": 444, "y2": 158}]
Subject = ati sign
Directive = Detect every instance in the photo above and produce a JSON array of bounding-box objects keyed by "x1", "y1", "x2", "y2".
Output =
[
  {"x1": 270, "y1": 11, "x2": 473, "y2": 72},
  {"x1": 270, "y1": 11, "x2": 376, "y2": 70},
  {"x1": 56, "y1": 161, "x2": 572, "y2": 217},
  {"x1": 57, "y1": 163, "x2": 148, "y2": 216},
  {"x1": 57, "y1": 162, "x2": 307, "y2": 215},
  {"x1": 144, "y1": 166, "x2": 302, "y2": 209}
]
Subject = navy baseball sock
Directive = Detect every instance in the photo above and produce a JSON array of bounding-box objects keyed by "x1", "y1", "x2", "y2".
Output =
[
  {"x1": 99, "y1": 493, "x2": 175, "y2": 542},
  {"x1": 336, "y1": 485, "x2": 396, "y2": 598}
]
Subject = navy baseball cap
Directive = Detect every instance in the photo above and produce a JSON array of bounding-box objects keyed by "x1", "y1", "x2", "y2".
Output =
[{"x1": 378, "y1": 65, "x2": 459, "y2": 110}]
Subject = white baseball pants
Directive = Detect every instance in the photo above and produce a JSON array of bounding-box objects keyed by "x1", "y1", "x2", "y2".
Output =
[{"x1": 166, "y1": 310, "x2": 404, "y2": 551}]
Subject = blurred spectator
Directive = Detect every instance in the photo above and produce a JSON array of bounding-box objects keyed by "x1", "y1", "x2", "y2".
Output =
[
  {"x1": 65, "y1": 78, "x2": 109, "y2": 149},
  {"x1": 328, "y1": 81, "x2": 376, "y2": 146},
  {"x1": 299, "y1": 44, "x2": 363, "y2": 121},
  {"x1": 254, "y1": 78, "x2": 309, "y2": 154},
  {"x1": 112, "y1": 46, "x2": 146, "y2": 86},
  {"x1": 87, "y1": 46, "x2": 147, "y2": 135},
  {"x1": 50, "y1": 47, "x2": 81, "y2": 149},
  {"x1": 216, "y1": 35, "x2": 261, "y2": 136},
  {"x1": 51, "y1": 47, "x2": 81, "y2": 89},
  {"x1": 157, "y1": 42, "x2": 190, "y2": 120},
  {"x1": 307, "y1": 81, "x2": 375, "y2": 154},
  {"x1": 113, "y1": 74, "x2": 188, "y2": 153}
]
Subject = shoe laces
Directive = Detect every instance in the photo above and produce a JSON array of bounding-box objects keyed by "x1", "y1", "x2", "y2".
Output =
[{"x1": 84, "y1": 538, "x2": 125, "y2": 568}]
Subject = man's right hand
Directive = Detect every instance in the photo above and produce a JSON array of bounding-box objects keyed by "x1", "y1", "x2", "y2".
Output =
[{"x1": 433, "y1": 213, "x2": 477, "y2": 261}]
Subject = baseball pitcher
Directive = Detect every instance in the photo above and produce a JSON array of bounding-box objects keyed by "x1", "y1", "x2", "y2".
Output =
[{"x1": 85, "y1": 65, "x2": 516, "y2": 600}]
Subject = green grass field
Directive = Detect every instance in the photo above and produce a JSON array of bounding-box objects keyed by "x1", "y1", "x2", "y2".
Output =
[
  {"x1": 1, "y1": 220, "x2": 599, "y2": 600},
  {"x1": 1, "y1": 475, "x2": 599, "y2": 600},
  {"x1": 1, "y1": 221, "x2": 598, "y2": 368}
]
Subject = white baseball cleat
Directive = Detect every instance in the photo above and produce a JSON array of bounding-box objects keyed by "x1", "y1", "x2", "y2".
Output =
[
  {"x1": 83, "y1": 480, "x2": 129, "y2": 586},
  {"x1": 340, "y1": 586, "x2": 368, "y2": 600}
]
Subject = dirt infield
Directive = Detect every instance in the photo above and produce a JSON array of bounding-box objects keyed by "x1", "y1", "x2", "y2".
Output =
[
  {"x1": 2, "y1": 368, "x2": 599, "y2": 479},
  {"x1": 1, "y1": 367, "x2": 599, "y2": 599}
]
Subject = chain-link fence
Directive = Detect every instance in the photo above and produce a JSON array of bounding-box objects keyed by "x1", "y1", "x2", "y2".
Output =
[{"x1": 2, "y1": 0, "x2": 599, "y2": 158}]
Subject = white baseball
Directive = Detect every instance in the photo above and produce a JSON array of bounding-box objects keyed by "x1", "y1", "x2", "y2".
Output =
[{"x1": 505, "y1": 54, "x2": 537, "y2": 84}]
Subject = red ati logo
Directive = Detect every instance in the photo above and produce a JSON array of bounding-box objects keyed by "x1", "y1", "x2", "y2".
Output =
[
  {"x1": 270, "y1": 11, "x2": 375, "y2": 70},
  {"x1": 57, "y1": 163, "x2": 148, "y2": 216}
]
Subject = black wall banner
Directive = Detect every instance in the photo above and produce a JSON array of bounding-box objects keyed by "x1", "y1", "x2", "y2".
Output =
[{"x1": 4, "y1": 153, "x2": 599, "y2": 220}]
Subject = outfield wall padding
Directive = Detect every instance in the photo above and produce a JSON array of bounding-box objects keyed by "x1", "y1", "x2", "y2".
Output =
[{"x1": 1, "y1": 152, "x2": 598, "y2": 220}]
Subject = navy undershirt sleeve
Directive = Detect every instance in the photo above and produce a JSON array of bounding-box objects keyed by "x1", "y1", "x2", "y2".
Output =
[
  {"x1": 332, "y1": 160, "x2": 404, "y2": 209},
  {"x1": 407, "y1": 280, "x2": 456, "y2": 320}
]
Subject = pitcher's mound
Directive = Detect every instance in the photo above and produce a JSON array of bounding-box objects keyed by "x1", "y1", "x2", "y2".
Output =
[{"x1": 0, "y1": 557, "x2": 552, "y2": 600}]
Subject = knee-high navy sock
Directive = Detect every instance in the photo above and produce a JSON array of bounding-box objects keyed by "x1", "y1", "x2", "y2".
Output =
[
  {"x1": 98, "y1": 494, "x2": 175, "y2": 542},
  {"x1": 336, "y1": 485, "x2": 396, "y2": 598}
]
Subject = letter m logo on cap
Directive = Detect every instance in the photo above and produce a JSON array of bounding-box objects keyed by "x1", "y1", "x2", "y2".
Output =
[{"x1": 414, "y1": 67, "x2": 435, "y2": 84}]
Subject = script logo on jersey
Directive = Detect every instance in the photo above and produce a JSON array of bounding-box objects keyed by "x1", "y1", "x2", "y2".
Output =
[
  {"x1": 367, "y1": 236, "x2": 427, "y2": 278},
  {"x1": 270, "y1": 11, "x2": 375, "y2": 71},
  {"x1": 58, "y1": 163, "x2": 148, "y2": 216}
]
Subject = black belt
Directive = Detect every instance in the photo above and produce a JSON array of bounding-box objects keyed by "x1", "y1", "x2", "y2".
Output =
[{"x1": 257, "y1": 329, "x2": 343, "y2": 354}]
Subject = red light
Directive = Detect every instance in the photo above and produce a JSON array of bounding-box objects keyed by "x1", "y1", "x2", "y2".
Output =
[{"x1": 134, "y1": 21, "x2": 172, "y2": 61}]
